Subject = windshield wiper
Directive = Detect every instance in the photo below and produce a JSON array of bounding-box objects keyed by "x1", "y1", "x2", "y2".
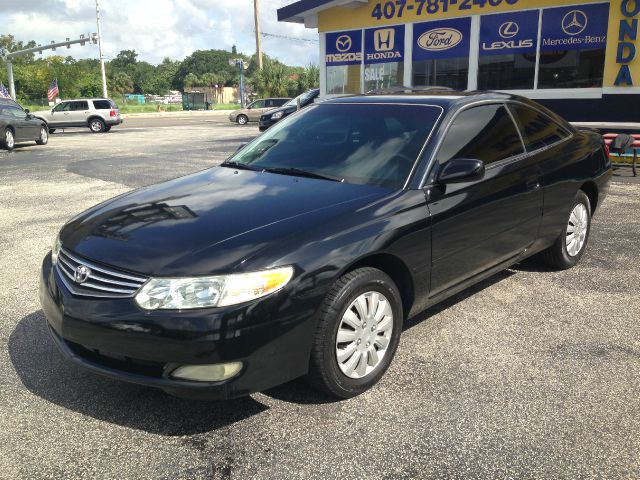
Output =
[
  {"x1": 220, "y1": 160, "x2": 263, "y2": 171},
  {"x1": 261, "y1": 167, "x2": 344, "y2": 183}
]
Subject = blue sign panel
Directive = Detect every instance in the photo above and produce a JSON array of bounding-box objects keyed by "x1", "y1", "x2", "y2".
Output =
[
  {"x1": 413, "y1": 18, "x2": 471, "y2": 60},
  {"x1": 480, "y1": 11, "x2": 539, "y2": 56},
  {"x1": 325, "y1": 30, "x2": 362, "y2": 66},
  {"x1": 541, "y1": 3, "x2": 609, "y2": 51},
  {"x1": 364, "y1": 25, "x2": 405, "y2": 64}
]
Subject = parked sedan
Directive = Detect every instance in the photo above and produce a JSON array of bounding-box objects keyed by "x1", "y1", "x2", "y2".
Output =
[
  {"x1": 228, "y1": 98, "x2": 290, "y2": 125},
  {"x1": 40, "y1": 90, "x2": 611, "y2": 400},
  {"x1": 258, "y1": 88, "x2": 319, "y2": 131},
  {"x1": 0, "y1": 98, "x2": 48, "y2": 151}
]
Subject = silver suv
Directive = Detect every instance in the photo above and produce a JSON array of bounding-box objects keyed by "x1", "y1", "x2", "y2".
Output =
[{"x1": 33, "y1": 98, "x2": 122, "y2": 133}]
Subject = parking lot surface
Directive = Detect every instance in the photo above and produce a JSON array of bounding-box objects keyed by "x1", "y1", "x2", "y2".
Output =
[{"x1": 1, "y1": 113, "x2": 638, "y2": 479}]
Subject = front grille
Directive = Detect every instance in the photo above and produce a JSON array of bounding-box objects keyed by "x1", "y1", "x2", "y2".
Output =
[{"x1": 56, "y1": 247, "x2": 148, "y2": 298}]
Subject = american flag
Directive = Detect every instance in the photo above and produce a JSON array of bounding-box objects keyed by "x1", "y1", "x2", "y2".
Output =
[
  {"x1": 47, "y1": 79, "x2": 59, "y2": 101},
  {"x1": 0, "y1": 82, "x2": 10, "y2": 99}
]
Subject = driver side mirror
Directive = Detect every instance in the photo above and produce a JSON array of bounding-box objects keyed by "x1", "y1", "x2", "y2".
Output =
[
  {"x1": 24, "y1": 108, "x2": 30, "y2": 114},
  {"x1": 437, "y1": 158, "x2": 485, "y2": 184}
]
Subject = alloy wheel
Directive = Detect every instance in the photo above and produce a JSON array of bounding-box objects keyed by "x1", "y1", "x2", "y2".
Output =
[
  {"x1": 335, "y1": 291, "x2": 393, "y2": 379},
  {"x1": 90, "y1": 120, "x2": 103, "y2": 132},
  {"x1": 5, "y1": 129, "x2": 14, "y2": 149},
  {"x1": 566, "y1": 203, "x2": 589, "y2": 257},
  {"x1": 40, "y1": 127, "x2": 48, "y2": 144}
]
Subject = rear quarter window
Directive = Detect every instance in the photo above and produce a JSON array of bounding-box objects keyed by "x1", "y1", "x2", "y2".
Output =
[
  {"x1": 93, "y1": 100, "x2": 113, "y2": 110},
  {"x1": 508, "y1": 104, "x2": 571, "y2": 151}
]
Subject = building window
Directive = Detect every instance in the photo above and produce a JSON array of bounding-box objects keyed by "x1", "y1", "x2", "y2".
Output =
[
  {"x1": 327, "y1": 65, "x2": 362, "y2": 94},
  {"x1": 364, "y1": 25, "x2": 405, "y2": 92},
  {"x1": 478, "y1": 54, "x2": 536, "y2": 90},
  {"x1": 364, "y1": 62, "x2": 404, "y2": 92},
  {"x1": 412, "y1": 18, "x2": 471, "y2": 90},
  {"x1": 412, "y1": 58, "x2": 469, "y2": 90},
  {"x1": 538, "y1": 49, "x2": 606, "y2": 89},
  {"x1": 477, "y1": 11, "x2": 539, "y2": 90},
  {"x1": 538, "y1": 3, "x2": 609, "y2": 89}
]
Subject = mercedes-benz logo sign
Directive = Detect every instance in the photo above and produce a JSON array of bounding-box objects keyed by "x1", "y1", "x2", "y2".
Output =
[
  {"x1": 498, "y1": 22, "x2": 519, "y2": 39},
  {"x1": 74, "y1": 265, "x2": 91, "y2": 284},
  {"x1": 335, "y1": 35, "x2": 352, "y2": 52},
  {"x1": 562, "y1": 10, "x2": 588, "y2": 36}
]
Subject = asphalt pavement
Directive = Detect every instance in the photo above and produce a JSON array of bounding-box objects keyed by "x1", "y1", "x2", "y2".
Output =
[{"x1": 0, "y1": 113, "x2": 638, "y2": 479}]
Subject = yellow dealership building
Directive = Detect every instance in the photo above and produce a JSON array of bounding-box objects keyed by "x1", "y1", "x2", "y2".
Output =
[{"x1": 278, "y1": 0, "x2": 640, "y2": 122}]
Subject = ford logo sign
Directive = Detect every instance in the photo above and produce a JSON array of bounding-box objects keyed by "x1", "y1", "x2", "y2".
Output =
[{"x1": 417, "y1": 28, "x2": 463, "y2": 51}]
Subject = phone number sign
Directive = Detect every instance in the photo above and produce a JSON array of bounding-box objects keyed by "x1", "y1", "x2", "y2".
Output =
[{"x1": 371, "y1": 0, "x2": 520, "y2": 21}]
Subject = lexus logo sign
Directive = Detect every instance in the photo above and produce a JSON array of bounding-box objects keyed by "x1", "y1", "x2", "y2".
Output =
[{"x1": 498, "y1": 22, "x2": 519, "y2": 39}]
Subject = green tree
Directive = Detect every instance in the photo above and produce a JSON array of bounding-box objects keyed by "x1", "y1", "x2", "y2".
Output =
[
  {"x1": 109, "y1": 72, "x2": 134, "y2": 94},
  {"x1": 252, "y1": 60, "x2": 292, "y2": 97}
]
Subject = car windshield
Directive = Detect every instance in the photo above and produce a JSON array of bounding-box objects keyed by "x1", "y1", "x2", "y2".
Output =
[
  {"x1": 227, "y1": 103, "x2": 442, "y2": 188},
  {"x1": 284, "y1": 90, "x2": 316, "y2": 108}
]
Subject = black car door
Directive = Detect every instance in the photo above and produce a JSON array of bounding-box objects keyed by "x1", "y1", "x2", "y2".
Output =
[
  {"x1": 5, "y1": 105, "x2": 34, "y2": 140},
  {"x1": 426, "y1": 103, "x2": 543, "y2": 296}
]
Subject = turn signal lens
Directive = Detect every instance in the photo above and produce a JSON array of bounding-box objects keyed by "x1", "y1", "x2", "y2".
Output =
[{"x1": 51, "y1": 234, "x2": 62, "y2": 265}]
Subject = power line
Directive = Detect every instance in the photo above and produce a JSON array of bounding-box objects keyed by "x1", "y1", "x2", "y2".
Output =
[{"x1": 257, "y1": 31, "x2": 318, "y2": 44}]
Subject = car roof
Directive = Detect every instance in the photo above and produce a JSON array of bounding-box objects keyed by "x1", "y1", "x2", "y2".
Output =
[
  {"x1": 323, "y1": 89, "x2": 572, "y2": 129},
  {"x1": 325, "y1": 89, "x2": 520, "y2": 108},
  {"x1": 57, "y1": 98, "x2": 113, "y2": 102}
]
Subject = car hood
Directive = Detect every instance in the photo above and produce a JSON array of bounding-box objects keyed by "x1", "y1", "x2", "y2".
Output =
[
  {"x1": 263, "y1": 105, "x2": 296, "y2": 118},
  {"x1": 32, "y1": 109, "x2": 52, "y2": 117},
  {"x1": 61, "y1": 166, "x2": 389, "y2": 276},
  {"x1": 230, "y1": 108, "x2": 247, "y2": 116}
]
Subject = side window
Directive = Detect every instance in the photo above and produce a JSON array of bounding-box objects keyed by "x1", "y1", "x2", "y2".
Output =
[
  {"x1": 53, "y1": 102, "x2": 70, "y2": 112},
  {"x1": 508, "y1": 104, "x2": 570, "y2": 151},
  {"x1": 71, "y1": 101, "x2": 89, "y2": 111},
  {"x1": 274, "y1": 99, "x2": 287, "y2": 107},
  {"x1": 437, "y1": 104, "x2": 524, "y2": 166},
  {"x1": 6, "y1": 106, "x2": 26, "y2": 118},
  {"x1": 93, "y1": 100, "x2": 111, "y2": 109},
  {"x1": 252, "y1": 100, "x2": 265, "y2": 109},
  {"x1": 265, "y1": 99, "x2": 276, "y2": 108}
]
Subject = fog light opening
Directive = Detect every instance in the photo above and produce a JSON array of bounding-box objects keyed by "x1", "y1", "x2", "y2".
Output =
[{"x1": 170, "y1": 362, "x2": 243, "y2": 382}]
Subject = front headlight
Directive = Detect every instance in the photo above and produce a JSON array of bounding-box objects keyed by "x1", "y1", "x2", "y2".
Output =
[
  {"x1": 51, "y1": 234, "x2": 62, "y2": 265},
  {"x1": 134, "y1": 266, "x2": 294, "y2": 310},
  {"x1": 271, "y1": 111, "x2": 284, "y2": 120}
]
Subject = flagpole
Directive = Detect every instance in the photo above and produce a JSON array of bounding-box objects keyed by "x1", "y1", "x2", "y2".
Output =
[{"x1": 95, "y1": 0, "x2": 108, "y2": 98}]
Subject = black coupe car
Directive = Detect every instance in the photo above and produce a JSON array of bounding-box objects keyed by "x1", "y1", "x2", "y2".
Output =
[
  {"x1": 258, "y1": 88, "x2": 319, "y2": 131},
  {"x1": 0, "y1": 98, "x2": 49, "y2": 151},
  {"x1": 40, "y1": 89, "x2": 611, "y2": 400}
]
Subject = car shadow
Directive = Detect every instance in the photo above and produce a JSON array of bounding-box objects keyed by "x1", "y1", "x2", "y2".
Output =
[
  {"x1": 403, "y1": 269, "x2": 516, "y2": 331},
  {"x1": 8, "y1": 311, "x2": 269, "y2": 436}
]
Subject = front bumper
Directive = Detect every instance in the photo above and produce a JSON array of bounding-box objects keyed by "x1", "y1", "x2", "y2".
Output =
[
  {"x1": 258, "y1": 117, "x2": 277, "y2": 131},
  {"x1": 39, "y1": 253, "x2": 317, "y2": 399}
]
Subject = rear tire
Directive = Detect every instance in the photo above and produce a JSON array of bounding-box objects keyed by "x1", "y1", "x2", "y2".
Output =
[
  {"x1": 1, "y1": 128, "x2": 15, "y2": 151},
  {"x1": 237, "y1": 114, "x2": 248, "y2": 125},
  {"x1": 36, "y1": 126, "x2": 48, "y2": 145},
  {"x1": 540, "y1": 190, "x2": 592, "y2": 270},
  {"x1": 89, "y1": 118, "x2": 105, "y2": 133},
  {"x1": 306, "y1": 267, "x2": 403, "y2": 399}
]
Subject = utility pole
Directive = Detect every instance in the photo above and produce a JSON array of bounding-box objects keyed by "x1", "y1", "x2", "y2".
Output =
[
  {"x1": 95, "y1": 0, "x2": 108, "y2": 97},
  {"x1": 254, "y1": 0, "x2": 263, "y2": 69}
]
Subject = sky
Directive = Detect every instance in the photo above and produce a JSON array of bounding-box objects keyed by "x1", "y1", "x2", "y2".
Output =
[{"x1": 0, "y1": 0, "x2": 319, "y2": 66}]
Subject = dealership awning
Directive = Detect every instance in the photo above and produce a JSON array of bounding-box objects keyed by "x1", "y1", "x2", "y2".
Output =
[{"x1": 277, "y1": 0, "x2": 367, "y2": 26}]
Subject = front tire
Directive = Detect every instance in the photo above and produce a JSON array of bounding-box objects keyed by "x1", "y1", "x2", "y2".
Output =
[
  {"x1": 540, "y1": 190, "x2": 592, "y2": 270},
  {"x1": 89, "y1": 118, "x2": 105, "y2": 133},
  {"x1": 237, "y1": 114, "x2": 248, "y2": 125},
  {"x1": 306, "y1": 267, "x2": 403, "y2": 399},
  {"x1": 36, "y1": 126, "x2": 48, "y2": 145},
  {"x1": 1, "y1": 128, "x2": 15, "y2": 151}
]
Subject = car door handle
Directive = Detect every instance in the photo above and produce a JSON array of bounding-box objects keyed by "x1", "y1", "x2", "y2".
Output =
[{"x1": 527, "y1": 180, "x2": 541, "y2": 190}]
